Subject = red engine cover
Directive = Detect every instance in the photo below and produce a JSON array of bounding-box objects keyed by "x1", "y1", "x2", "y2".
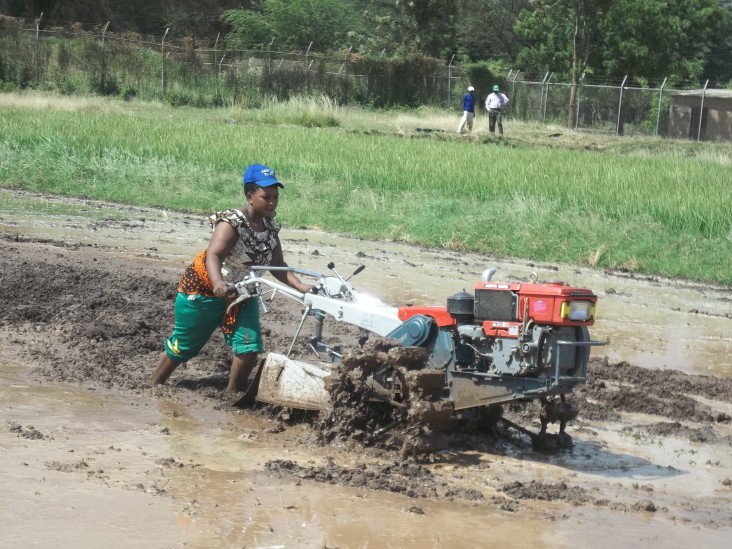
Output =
[
  {"x1": 476, "y1": 281, "x2": 596, "y2": 326},
  {"x1": 396, "y1": 281, "x2": 597, "y2": 336}
]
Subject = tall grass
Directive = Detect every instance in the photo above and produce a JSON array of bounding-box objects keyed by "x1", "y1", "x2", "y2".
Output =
[{"x1": 1, "y1": 93, "x2": 730, "y2": 285}]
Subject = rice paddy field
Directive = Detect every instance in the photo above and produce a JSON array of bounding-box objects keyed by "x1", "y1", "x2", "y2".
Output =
[{"x1": 1, "y1": 92, "x2": 730, "y2": 285}]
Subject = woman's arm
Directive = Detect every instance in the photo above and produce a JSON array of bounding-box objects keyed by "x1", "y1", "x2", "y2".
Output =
[
  {"x1": 269, "y1": 237, "x2": 313, "y2": 294},
  {"x1": 206, "y1": 222, "x2": 239, "y2": 297}
]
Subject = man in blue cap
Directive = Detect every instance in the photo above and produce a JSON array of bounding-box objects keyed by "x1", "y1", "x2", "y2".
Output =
[
  {"x1": 457, "y1": 85, "x2": 477, "y2": 134},
  {"x1": 152, "y1": 163, "x2": 312, "y2": 399}
]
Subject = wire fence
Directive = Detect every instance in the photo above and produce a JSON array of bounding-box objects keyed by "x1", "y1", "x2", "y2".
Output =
[
  {"x1": 504, "y1": 70, "x2": 724, "y2": 139},
  {"x1": 1, "y1": 16, "x2": 724, "y2": 140},
  {"x1": 0, "y1": 17, "x2": 454, "y2": 108}
]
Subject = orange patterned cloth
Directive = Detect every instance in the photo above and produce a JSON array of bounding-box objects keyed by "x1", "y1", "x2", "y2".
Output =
[
  {"x1": 177, "y1": 249, "x2": 240, "y2": 333},
  {"x1": 178, "y1": 249, "x2": 214, "y2": 296},
  {"x1": 178, "y1": 250, "x2": 216, "y2": 297}
]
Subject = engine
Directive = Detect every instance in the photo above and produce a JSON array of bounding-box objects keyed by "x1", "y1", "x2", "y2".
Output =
[{"x1": 392, "y1": 269, "x2": 599, "y2": 411}]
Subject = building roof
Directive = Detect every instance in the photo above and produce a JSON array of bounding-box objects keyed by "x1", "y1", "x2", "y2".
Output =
[{"x1": 670, "y1": 89, "x2": 732, "y2": 99}]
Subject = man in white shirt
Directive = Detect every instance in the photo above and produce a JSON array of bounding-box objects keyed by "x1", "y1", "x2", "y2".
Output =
[{"x1": 485, "y1": 84, "x2": 510, "y2": 136}]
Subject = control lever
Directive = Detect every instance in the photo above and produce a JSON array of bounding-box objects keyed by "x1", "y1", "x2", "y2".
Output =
[
  {"x1": 346, "y1": 264, "x2": 365, "y2": 281},
  {"x1": 225, "y1": 280, "x2": 269, "y2": 314},
  {"x1": 226, "y1": 289, "x2": 250, "y2": 313},
  {"x1": 327, "y1": 262, "x2": 365, "y2": 300},
  {"x1": 327, "y1": 262, "x2": 350, "y2": 297},
  {"x1": 253, "y1": 282, "x2": 269, "y2": 313}
]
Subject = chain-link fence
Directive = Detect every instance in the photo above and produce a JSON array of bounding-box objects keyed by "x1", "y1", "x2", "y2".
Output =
[
  {"x1": 0, "y1": 17, "x2": 456, "y2": 108},
  {"x1": 504, "y1": 70, "x2": 723, "y2": 139},
  {"x1": 1, "y1": 16, "x2": 726, "y2": 140}
]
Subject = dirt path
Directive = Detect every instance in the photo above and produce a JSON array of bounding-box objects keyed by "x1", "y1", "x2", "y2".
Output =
[{"x1": 1, "y1": 190, "x2": 731, "y2": 548}]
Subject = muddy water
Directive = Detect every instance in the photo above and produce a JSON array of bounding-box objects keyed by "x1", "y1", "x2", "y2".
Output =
[
  {"x1": 2, "y1": 361, "x2": 552, "y2": 547},
  {"x1": 4, "y1": 359, "x2": 729, "y2": 548},
  {"x1": 2, "y1": 189, "x2": 732, "y2": 548},
  {"x1": 2, "y1": 189, "x2": 730, "y2": 378}
]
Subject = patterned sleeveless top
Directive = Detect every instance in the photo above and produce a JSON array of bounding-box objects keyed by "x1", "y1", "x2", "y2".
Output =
[{"x1": 177, "y1": 209, "x2": 280, "y2": 333}]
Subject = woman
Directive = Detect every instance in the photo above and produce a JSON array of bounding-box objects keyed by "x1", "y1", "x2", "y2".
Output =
[{"x1": 151, "y1": 163, "x2": 312, "y2": 394}]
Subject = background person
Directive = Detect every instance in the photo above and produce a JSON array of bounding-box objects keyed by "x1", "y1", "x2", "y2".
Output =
[
  {"x1": 151, "y1": 163, "x2": 312, "y2": 395},
  {"x1": 485, "y1": 84, "x2": 510, "y2": 136},
  {"x1": 456, "y1": 85, "x2": 476, "y2": 134}
]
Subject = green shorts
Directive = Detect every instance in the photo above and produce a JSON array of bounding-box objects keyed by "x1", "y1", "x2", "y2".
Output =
[{"x1": 164, "y1": 292, "x2": 262, "y2": 362}]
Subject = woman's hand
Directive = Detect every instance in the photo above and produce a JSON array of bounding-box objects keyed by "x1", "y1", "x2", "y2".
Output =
[
  {"x1": 301, "y1": 284, "x2": 318, "y2": 295},
  {"x1": 212, "y1": 281, "x2": 231, "y2": 298}
]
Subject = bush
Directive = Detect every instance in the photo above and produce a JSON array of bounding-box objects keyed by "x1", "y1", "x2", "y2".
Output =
[
  {"x1": 459, "y1": 59, "x2": 511, "y2": 95},
  {"x1": 119, "y1": 85, "x2": 137, "y2": 101}
]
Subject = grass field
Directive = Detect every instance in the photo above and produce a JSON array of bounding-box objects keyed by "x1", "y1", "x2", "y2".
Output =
[{"x1": 1, "y1": 92, "x2": 730, "y2": 285}]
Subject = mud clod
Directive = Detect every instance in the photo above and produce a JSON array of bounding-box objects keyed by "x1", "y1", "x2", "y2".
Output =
[
  {"x1": 500, "y1": 480, "x2": 591, "y2": 506},
  {"x1": 265, "y1": 458, "x2": 486, "y2": 500},
  {"x1": 9, "y1": 422, "x2": 48, "y2": 440},
  {"x1": 631, "y1": 499, "x2": 657, "y2": 513},
  {"x1": 317, "y1": 345, "x2": 456, "y2": 458}
]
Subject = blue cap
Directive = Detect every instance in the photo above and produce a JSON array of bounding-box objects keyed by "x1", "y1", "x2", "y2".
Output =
[{"x1": 242, "y1": 164, "x2": 283, "y2": 188}]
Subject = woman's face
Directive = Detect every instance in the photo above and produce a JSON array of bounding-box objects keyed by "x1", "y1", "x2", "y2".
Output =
[{"x1": 250, "y1": 185, "x2": 280, "y2": 218}]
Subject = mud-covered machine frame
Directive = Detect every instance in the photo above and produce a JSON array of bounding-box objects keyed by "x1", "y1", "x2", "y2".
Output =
[{"x1": 229, "y1": 263, "x2": 604, "y2": 446}]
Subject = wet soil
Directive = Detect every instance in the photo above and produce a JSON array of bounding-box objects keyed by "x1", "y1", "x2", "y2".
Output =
[{"x1": 1, "y1": 191, "x2": 731, "y2": 547}]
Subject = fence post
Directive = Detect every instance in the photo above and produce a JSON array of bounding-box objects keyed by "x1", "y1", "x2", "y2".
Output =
[
  {"x1": 35, "y1": 12, "x2": 43, "y2": 39},
  {"x1": 34, "y1": 12, "x2": 43, "y2": 82},
  {"x1": 511, "y1": 70, "x2": 520, "y2": 118},
  {"x1": 542, "y1": 73, "x2": 553, "y2": 123},
  {"x1": 267, "y1": 36, "x2": 274, "y2": 71},
  {"x1": 213, "y1": 33, "x2": 221, "y2": 102},
  {"x1": 306, "y1": 60, "x2": 314, "y2": 95},
  {"x1": 697, "y1": 79, "x2": 709, "y2": 141},
  {"x1": 447, "y1": 54, "x2": 455, "y2": 108},
  {"x1": 305, "y1": 41, "x2": 313, "y2": 94},
  {"x1": 575, "y1": 72, "x2": 585, "y2": 130},
  {"x1": 539, "y1": 72, "x2": 549, "y2": 121},
  {"x1": 655, "y1": 77, "x2": 667, "y2": 137},
  {"x1": 216, "y1": 54, "x2": 226, "y2": 103},
  {"x1": 616, "y1": 75, "x2": 627, "y2": 135},
  {"x1": 503, "y1": 68, "x2": 511, "y2": 118},
  {"x1": 161, "y1": 27, "x2": 169, "y2": 95},
  {"x1": 213, "y1": 33, "x2": 220, "y2": 68},
  {"x1": 266, "y1": 37, "x2": 275, "y2": 98},
  {"x1": 100, "y1": 22, "x2": 110, "y2": 92},
  {"x1": 343, "y1": 46, "x2": 352, "y2": 105}
]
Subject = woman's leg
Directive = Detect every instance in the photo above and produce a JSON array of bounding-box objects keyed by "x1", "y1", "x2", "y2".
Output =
[
  {"x1": 151, "y1": 352, "x2": 181, "y2": 385},
  {"x1": 227, "y1": 352, "x2": 259, "y2": 393},
  {"x1": 225, "y1": 298, "x2": 264, "y2": 393}
]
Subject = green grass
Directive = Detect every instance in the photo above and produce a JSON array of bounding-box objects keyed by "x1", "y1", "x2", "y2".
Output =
[{"x1": 1, "y1": 92, "x2": 730, "y2": 285}]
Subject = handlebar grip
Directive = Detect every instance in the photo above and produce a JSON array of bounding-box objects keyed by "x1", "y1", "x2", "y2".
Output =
[{"x1": 226, "y1": 283, "x2": 238, "y2": 296}]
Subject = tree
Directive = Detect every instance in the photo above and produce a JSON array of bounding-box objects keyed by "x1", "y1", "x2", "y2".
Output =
[
  {"x1": 223, "y1": 0, "x2": 363, "y2": 52},
  {"x1": 358, "y1": 0, "x2": 457, "y2": 57},
  {"x1": 701, "y1": 0, "x2": 732, "y2": 85},
  {"x1": 515, "y1": 0, "x2": 611, "y2": 128},
  {"x1": 514, "y1": 0, "x2": 728, "y2": 128},
  {"x1": 597, "y1": 0, "x2": 726, "y2": 82},
  {"x1": 454, "y1": 0, "x2": 530, "y2": 62},
  {"x1": 0, "y1": 0, "x2": 243, "y2": 37},
  {"x1": 221, "y1": 9, "x2": 271, "y2": 50}
]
